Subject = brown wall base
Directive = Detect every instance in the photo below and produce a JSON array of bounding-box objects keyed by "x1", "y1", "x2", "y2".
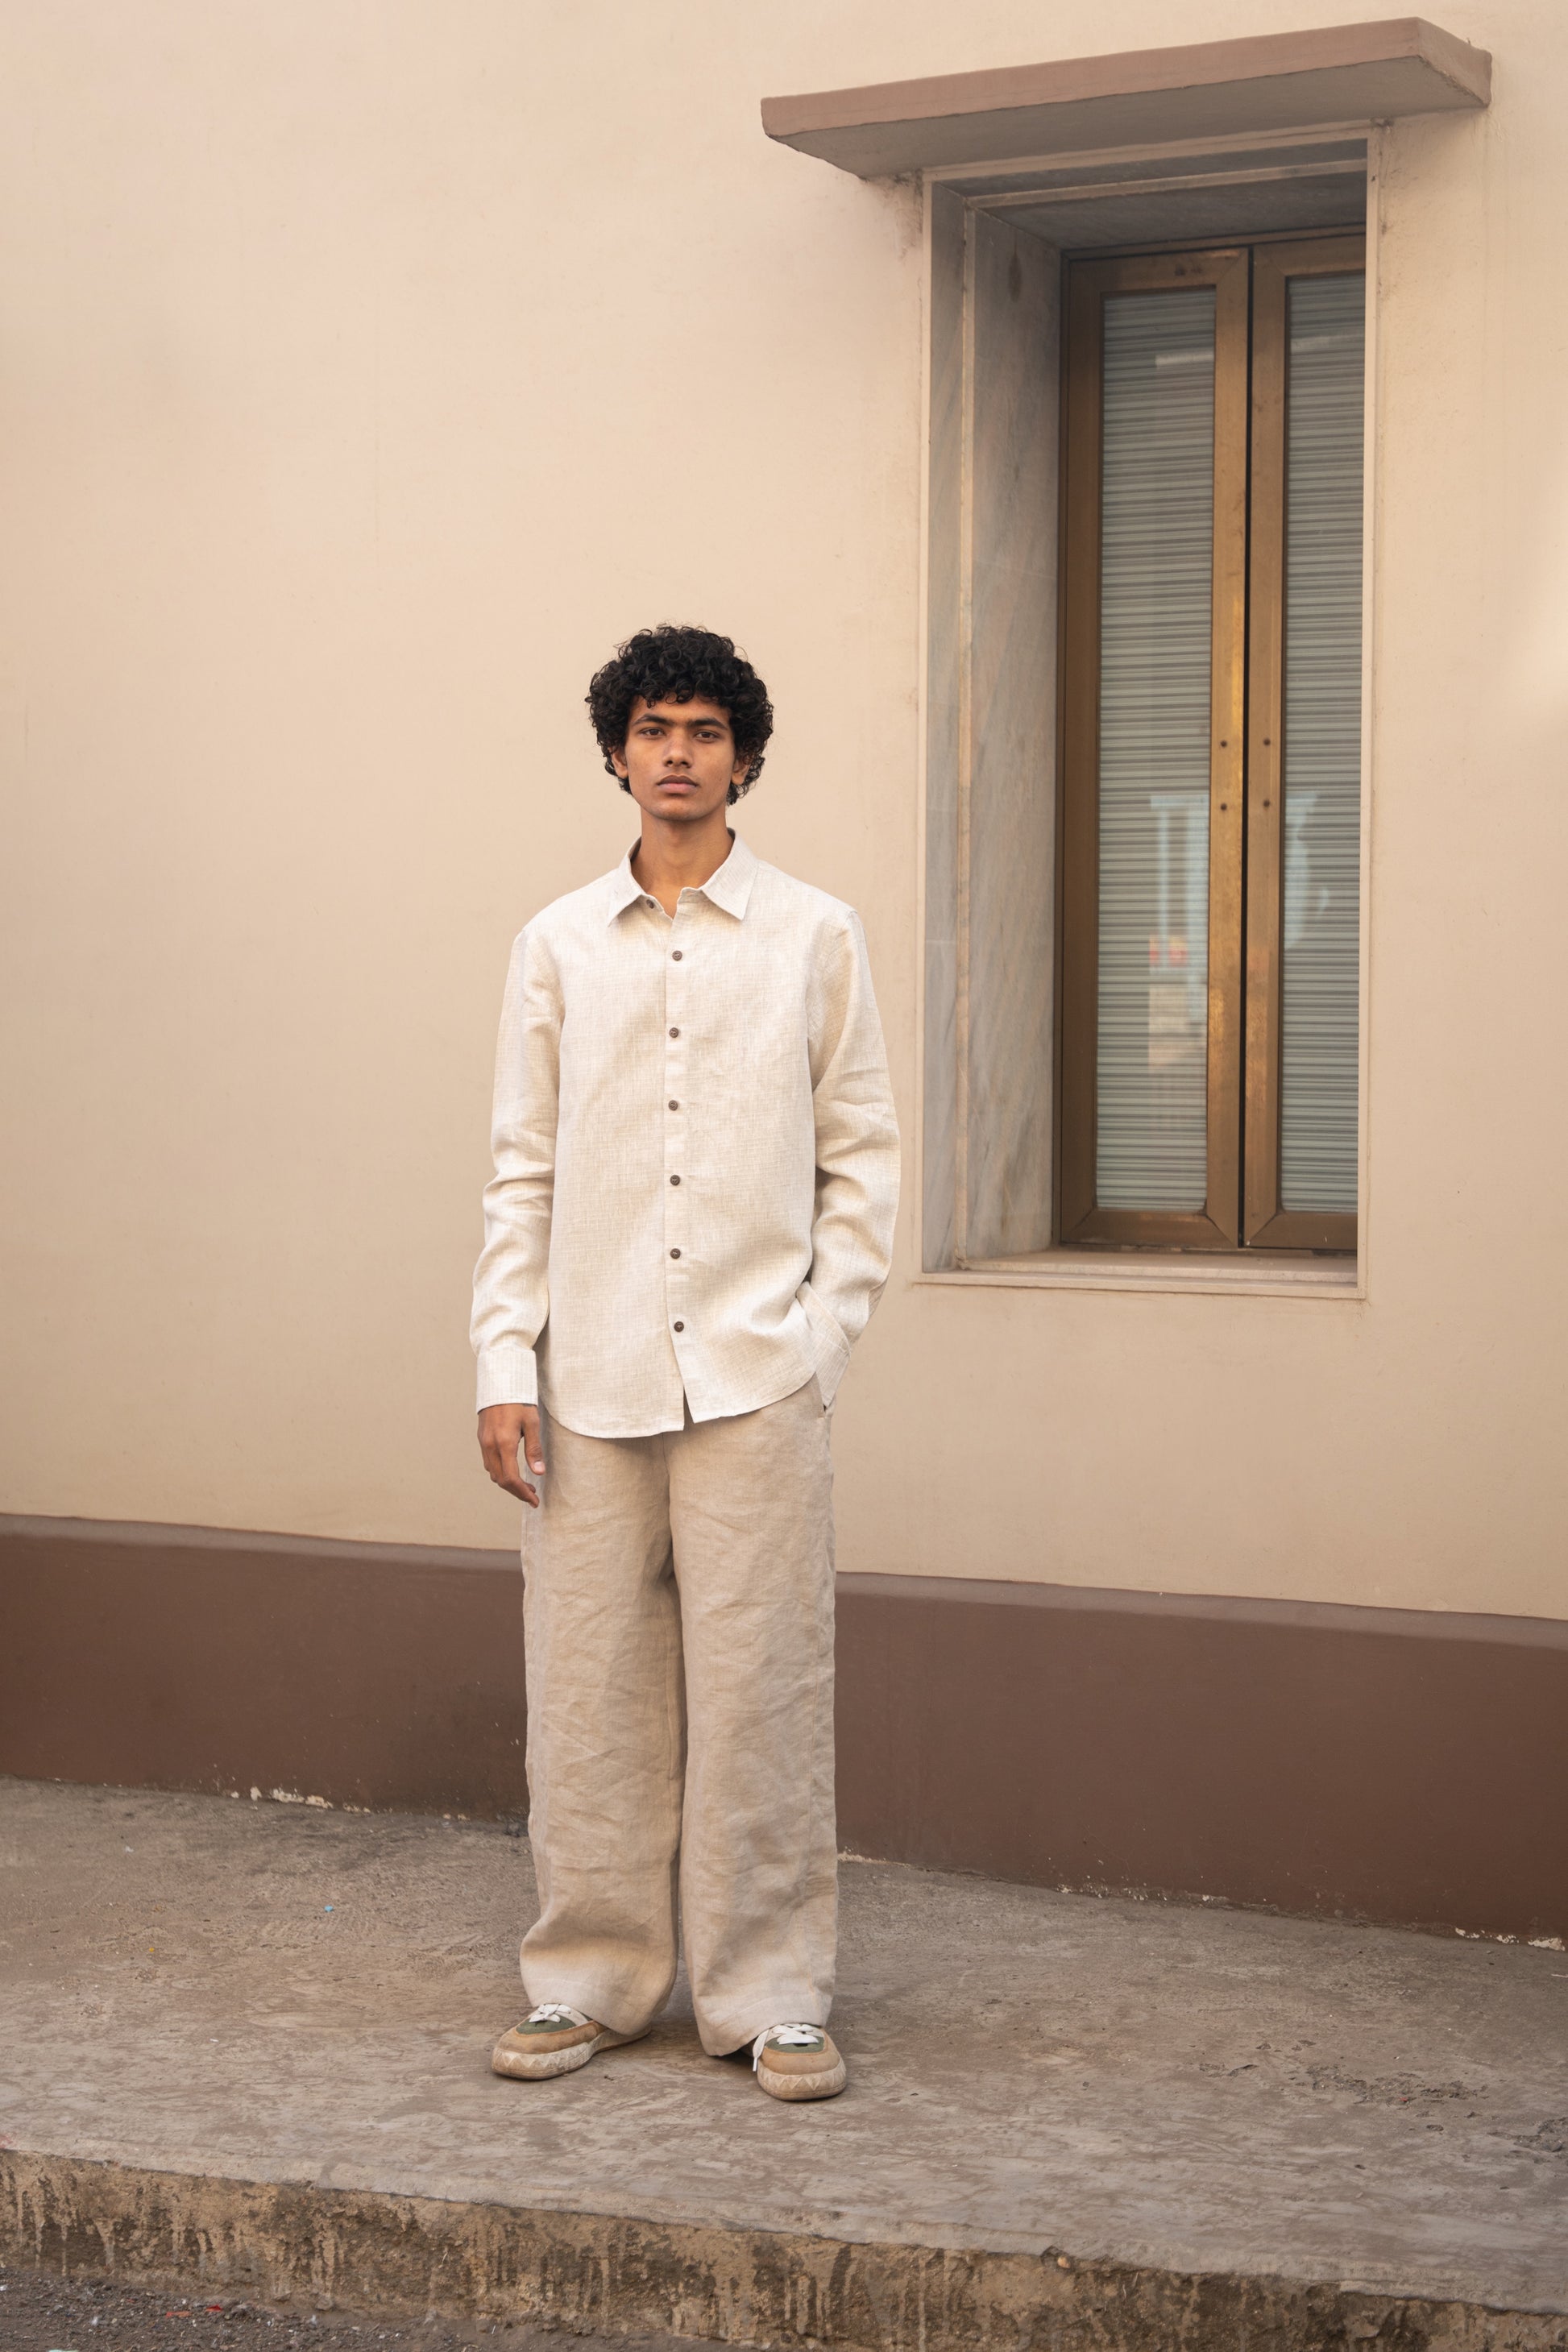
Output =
[
  {"x1": 835, "y1": 1574, "x2": 1568, "y2": 1940},
  {"x1": 0, "y1": 1518, "x2": 529, "y2": 1823},
  {"x1": 3, "y1": 1515, "x2": 1565, "y2": 1939}
]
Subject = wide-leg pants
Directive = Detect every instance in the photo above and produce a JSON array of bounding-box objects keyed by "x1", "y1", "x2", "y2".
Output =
[{"x1": 518, "y1": 1376, "x2": 836, "y2": 2055}]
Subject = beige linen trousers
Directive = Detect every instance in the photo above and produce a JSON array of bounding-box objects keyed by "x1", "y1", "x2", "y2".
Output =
[{"x1": 520, "y1": 1375, "x2": 836, "y2": 2055}]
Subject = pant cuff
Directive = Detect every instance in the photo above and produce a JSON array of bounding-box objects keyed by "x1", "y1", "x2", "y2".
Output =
[
  {"x1": 519, "y1": 1974, "x2": 668, "y2": 2040},
  {"x1": 695, "y1": 1996, "x2": 832, "y2": 2058}
]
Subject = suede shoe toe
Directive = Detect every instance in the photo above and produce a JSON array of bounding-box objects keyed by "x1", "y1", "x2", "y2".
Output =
[
  {"x1": 752, "y1": 2022, "x2": 846, "y2": 2101},
  {"x1": 492, "y1": 2002, "x2": 645, "y2": 2080}
]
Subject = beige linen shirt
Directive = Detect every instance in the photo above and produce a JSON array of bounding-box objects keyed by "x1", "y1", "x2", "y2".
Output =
[{"x1": 471, "y1": 832, "x2": 899, "y2": 1438}]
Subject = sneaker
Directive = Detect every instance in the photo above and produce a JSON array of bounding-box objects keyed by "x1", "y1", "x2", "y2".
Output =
[
  {"x1": 491, "y1": 2002, "x2": 646, "y2": 2081},
  {"x1": 751, "y1": 2022, "x2": 847, "y2": 2101}
]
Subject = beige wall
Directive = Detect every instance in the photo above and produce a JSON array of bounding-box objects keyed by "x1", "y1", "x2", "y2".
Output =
[{"x1": 2, "y1": 0, "x2": 1563, "y2": 1620}]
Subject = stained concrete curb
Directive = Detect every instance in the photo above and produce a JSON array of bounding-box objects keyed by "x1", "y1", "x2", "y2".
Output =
[{"x1": 3, "y1": 2152, "x2": 1565, "y2": 2352}]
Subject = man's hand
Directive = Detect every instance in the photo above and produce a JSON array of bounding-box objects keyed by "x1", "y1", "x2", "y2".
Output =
[{"x1": 479, "y1": 1403, "x2": 545, "y2": 1508}]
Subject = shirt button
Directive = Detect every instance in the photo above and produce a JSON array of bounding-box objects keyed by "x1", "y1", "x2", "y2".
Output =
[
  {"x1": 669, "y1": 1026, "x2": 679, "y2": 1039},
  {"x1": 644, "y1": 897, "x2": 655, "y2": 908},
  {"x1": 670, "y1": 1247, "x2": 681, "y2": 1259},
  {"x1": 670, "y1": 1173, "x2": 681, "y2": 1185},
  {"x1": 673, "y1": 1321, "x2": 685, "y2": 1333},
  {"x1": 668, "y1": 1099, "x2": 678, "y2": 1111},
  {"x1": 671, "y1": 950, "x2": 682, "y2": 961}
]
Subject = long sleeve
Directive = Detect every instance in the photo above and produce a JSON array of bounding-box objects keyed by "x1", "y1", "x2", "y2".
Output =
[
  {"x1": 471, "y1": 924, "x2": 561, "y2": 1411},
  {"x1": 800, "y1": 910, "x2": 901, "y2": 1407}
]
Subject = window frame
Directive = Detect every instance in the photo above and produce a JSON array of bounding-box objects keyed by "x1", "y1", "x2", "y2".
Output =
[{"x1": 1056, "y1": 230, "x2": 1365, "y2": 1255}]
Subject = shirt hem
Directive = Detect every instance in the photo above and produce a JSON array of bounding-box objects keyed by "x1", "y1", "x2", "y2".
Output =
[{"x1": 541, "y1": 1359, "x2": 823, "y2": 1441}]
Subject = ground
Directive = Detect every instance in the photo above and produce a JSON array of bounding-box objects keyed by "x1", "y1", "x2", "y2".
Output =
[
  {"x1": 1, "y1": 1781, "x2": 1564, "y2": 2348},
  {"x1": 0, "y1": 2266, "x2": 704, "y2": 2351}
]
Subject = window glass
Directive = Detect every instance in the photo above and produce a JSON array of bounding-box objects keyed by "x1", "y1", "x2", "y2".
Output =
[
  {"x1": 1095, "y1": 289, "x2": 1215, "y2": 1212},
  {"x1": 1060, "y1": 236, "x2": 1363, "y2": 1254},
  {"x1": 1280, "y1": 272, "x2": 1364, "y2": 1214}
]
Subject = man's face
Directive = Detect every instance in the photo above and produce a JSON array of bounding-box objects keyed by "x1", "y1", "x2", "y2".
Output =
[{"x1": 613, "y1": 696, "x2": 748, "y2": 824}]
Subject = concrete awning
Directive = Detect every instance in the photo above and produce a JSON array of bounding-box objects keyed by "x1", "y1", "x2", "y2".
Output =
[{"x1": 761, "y1": 19, "x2": 1491, "y2": 177}]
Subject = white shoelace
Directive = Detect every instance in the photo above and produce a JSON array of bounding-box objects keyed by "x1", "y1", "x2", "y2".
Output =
[
  {"x1": 526, "y1": 2001, "x2": 591, "y2": 2028},
  {"x1": 752, "y1": 2022, "x2": 825, "y2": 2071}
]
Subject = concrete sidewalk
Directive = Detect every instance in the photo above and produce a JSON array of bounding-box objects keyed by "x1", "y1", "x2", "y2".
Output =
[{"x1": 1, "y1": 1779, "x2": 1564, "y2": 2349}]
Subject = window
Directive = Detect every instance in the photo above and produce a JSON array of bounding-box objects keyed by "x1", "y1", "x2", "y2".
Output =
[
  {"x1": 770, "y1": 34, "x2": 1485, "y2": 1280},
  {"x1": 1059, "y1": 234, "x2": 1365, "y2": 1252}
]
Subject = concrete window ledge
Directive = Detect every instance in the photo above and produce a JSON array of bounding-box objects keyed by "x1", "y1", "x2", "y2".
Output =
[
  {"x1": 761, "y1": 19, "x2": 1491, "y2": 179},
  {"x1": 916, "y1": 1251, "x2": 1360, "y2": 1298}
]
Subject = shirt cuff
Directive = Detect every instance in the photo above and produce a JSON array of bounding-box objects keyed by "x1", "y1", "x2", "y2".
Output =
[{"x1": 475, "y1": 1346, "x2": 539, "y2": 1412}]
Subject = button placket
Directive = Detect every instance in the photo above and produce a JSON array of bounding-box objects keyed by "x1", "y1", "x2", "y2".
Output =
[{"x1": 664, "y1": 900, "x2": 690, "y2": 1354}]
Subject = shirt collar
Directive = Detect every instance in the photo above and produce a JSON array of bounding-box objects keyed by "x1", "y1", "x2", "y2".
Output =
[
  {"x1": 698, "y1": 831, "x2": 758, "y2": 918},
  {"x1": 604, "y1": 830, "x2": 759, "y2": 924},
  {"x1": 604, "y1": 852, "x2": 646, "y2": 923}
]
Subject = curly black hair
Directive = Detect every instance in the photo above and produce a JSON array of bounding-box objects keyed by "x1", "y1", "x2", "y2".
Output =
[{"x1": 587, "y1": 623, "x2": 774, "y2": 803}]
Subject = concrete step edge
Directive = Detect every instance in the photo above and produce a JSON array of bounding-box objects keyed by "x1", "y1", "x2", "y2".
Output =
[{"x1": 2, "y1": 2150, "x2": 1564, "y2": 2351}]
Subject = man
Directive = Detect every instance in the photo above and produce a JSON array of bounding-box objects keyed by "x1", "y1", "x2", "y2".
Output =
[{"x1": 472, "y1": 624, "x2": 898, "y2": 2102}]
